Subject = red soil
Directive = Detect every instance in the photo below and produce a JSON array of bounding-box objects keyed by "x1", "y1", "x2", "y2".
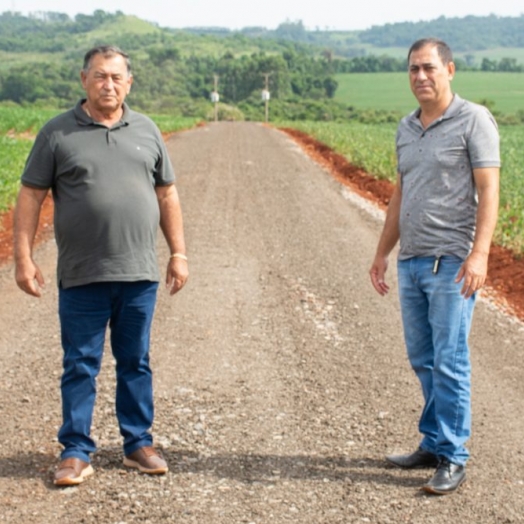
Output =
[{"x1": 0, "y1": 193, "x2": 54, "y2": 267}]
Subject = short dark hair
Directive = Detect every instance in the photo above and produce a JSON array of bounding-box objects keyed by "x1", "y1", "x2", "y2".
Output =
[
  {"x1": 83, "y1": 45, "x2": 132, "y2": 75},
  {"x1": 408, "y1": 38, "x2": 453, "y2": 65}
]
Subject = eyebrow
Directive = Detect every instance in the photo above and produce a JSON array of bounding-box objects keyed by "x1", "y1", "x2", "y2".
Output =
[{"x1": 409, "y1": 62, "x2": 437, "y2": 69}]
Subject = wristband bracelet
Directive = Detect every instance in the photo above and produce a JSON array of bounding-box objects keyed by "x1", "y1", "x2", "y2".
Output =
[{"x1": 170, "y1": 253, "x2": 188, "y2": 261}]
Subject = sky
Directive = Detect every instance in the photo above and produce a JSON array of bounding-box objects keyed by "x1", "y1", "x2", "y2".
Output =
[{"x1": 0, "y1": 0, "x2": 522, "y2": 31}]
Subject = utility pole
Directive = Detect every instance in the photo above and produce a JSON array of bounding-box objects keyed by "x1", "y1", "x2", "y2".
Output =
[
  {"x1": 261, "y1": 73, "x2": 271, "y2": 123},
  {"x1": 211, "y1": 74, "x2": 220, "y2": 122}
]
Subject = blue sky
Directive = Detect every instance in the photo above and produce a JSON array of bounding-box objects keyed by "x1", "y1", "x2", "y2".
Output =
[{"x1": 1, "y1": 0, "x2": 522, "y2": 30}]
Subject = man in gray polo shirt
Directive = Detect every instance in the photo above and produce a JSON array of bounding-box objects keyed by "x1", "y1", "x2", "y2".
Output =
[
  {"x1": 369, "y1": 38, "x2": 500, "y2": 495},
  {"x1": 14, "y1": 45, "x2": 189, "y2": 486}
]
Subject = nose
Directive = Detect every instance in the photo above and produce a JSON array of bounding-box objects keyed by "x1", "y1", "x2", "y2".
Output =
[
  {"x1": 415, "y1": 68, "x2": 428, "y2": 81},
  {"x1": 102, "y1": 77, "x2": 115, "y2": 90}
]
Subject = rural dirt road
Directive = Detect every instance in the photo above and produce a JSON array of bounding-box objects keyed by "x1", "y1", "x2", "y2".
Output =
[{"x1": 1, "y1": 122, "x2": 524, "y2": 523}]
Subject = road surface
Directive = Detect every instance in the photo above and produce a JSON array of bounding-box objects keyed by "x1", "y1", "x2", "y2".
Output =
[{"x1": 1, "y1": 122, "x2": 523, "y2": 523}]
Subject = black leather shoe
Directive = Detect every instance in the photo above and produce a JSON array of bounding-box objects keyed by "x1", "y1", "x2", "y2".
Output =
[
  {"x1": 423, "y1": 459, "x2": 466, "y2": 495},
  {"x1": 386, "y1": 448, "x2": 439, "y2": 469}
]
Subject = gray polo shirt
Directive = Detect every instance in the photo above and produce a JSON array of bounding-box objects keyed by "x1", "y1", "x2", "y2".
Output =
[
  {"x1": 21, "y1": 100, "x2": 175, "y2": 288},
  {"x1": 396, "y1": 94, "x2": 500, "y2": 261}
]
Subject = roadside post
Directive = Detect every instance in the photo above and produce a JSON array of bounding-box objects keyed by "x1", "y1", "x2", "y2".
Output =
[
  {"x1": 211, "y1": 91, "x2": 219, "y2": 122},
  {"x1": 261, "y1": 72, "x2": 271, "y2": 123},
  {"x1": 211, "y1": 74, "x2": 220, "y2": 122}
]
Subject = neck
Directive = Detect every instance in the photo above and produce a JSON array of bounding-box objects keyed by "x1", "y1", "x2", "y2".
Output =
[
  {"x1": 419, "y1": 94, "x2": 453, "y2": 128},
  {"x1": 83, "y1": 101, "x2": 123, "y2": 125}
]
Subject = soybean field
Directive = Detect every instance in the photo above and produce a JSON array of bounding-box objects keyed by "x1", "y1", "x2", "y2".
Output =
[
  {"x1": 2, "y1": 104, "x2": 524, "y2": 255},
  {"x1": 335, "y1": 72, "x2": 524, "y2": 114},
  {"x1": 277, "y1": 120, "x2": 524, "y2": 254},
  {"x1": 0, "y1": 105, "x2": 199, "y2": 212}
]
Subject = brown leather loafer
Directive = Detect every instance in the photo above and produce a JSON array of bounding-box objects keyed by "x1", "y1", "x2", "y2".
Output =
[
  {"x1": 54, "y1": 457, "x2": 94, "y2": 486},
  {"x1": 123, "y1": 446, "x2": 168, "y2": 474}
]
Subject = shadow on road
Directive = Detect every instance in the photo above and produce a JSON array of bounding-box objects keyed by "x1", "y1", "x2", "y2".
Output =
[{"x1": 0, "y1": 449, "x2": 426, "y2": 490}]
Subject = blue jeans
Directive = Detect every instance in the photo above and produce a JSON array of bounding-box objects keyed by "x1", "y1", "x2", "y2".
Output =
[
  {"x1": 58, "y1": 281, "x2": 159, "y2": 463},
  {"x1": 397, "y1": 256, "x2": 475, "y2": 466}
]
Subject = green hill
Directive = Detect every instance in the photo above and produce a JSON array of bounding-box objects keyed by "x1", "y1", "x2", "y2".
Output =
[{"x1": 1, "y1": 10, "x2": 524, "y2": 122}]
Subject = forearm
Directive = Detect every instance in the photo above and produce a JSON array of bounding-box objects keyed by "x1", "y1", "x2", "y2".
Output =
[
  {"x1": 156, "y1": 184, "x2": 186, "y2": 255},
  {"x1": 472, "y1": 193, "x2": 499, "y2": 257},
  {"x1": 374, "y1": 182, "x2": 401, "y2": 258},
  {"x1": 455, "y1": 167, "x2": 500, "y2": 298},
  {"x1": 369, "y1": 180, "x2": 401, "y2": 296},
  {"x1": 14, "y1": 185, "x2": 48, "y2": 262},
  {"x1": 471, "y1": 168, "x2": 500, "y2": 256}
]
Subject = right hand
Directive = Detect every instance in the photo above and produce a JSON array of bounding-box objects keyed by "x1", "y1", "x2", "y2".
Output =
[
  {"x1": 369, "y1": 256, "x2": 390, "y2": 296},
  {"x1": 15, "y1": 258, "x2": 45, "y2": 297}
]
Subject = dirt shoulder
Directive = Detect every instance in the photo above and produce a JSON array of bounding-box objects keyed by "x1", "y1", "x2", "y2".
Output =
[{"x1": 0, "y1": 122, "x2": 523, "y2": 523}]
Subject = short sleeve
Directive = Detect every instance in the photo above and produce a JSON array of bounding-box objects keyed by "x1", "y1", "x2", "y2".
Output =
[
  {"x1": 467, "y1": 107, "x2": 500, "y2": 169},
  {"x1": 21, "y1": 129, "x2": 56, "y2": 189}
]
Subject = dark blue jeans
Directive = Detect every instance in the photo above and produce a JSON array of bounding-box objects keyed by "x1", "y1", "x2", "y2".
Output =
[{"x1": 58, "y1": 281, "x2": 159, "y2": 463}]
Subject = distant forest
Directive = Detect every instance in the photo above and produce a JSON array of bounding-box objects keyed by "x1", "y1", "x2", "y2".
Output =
[
  {"x1": 184, "y1": 15, "x2": 524, "y2": 54},
  {"x1": 0, "y1": 11, "x2": 523, "y2": 121},
  {"x1": 358, "y1": 15, "x2": 524, "y2": 51}
]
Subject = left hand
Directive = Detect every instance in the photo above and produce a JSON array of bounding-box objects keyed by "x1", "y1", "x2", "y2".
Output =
[
  {"x1": 166, "y1": 258, "x2": 189, "y2": 295},
  {"x1": 455, "y1": 251, "x2": 489, "y2": 299}
]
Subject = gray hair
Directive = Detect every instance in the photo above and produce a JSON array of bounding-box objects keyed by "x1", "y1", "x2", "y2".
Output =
[
  {"x1": 408, "y1": 38, "x2": 453, "y2": 65},
  {"x1": 83, "y1": 45, "x2": 132, "y2": 75}
]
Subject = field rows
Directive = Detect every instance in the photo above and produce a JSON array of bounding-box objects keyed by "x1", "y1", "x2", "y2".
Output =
[
  {"x1": 278, "y1": 120, "x2": 524, "y2": 254},
  {"x1": 1, "y1": 105, "x2": 523, "y2": 254},
  {"x1": 335, "y1": 72, "x2": 524, "y2": 115},
  {"x1": 0, "y1": 106, "x2": 199, "y2": 213}
]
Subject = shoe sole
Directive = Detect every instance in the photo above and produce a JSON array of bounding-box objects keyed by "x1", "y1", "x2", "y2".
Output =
[
  {"x1": 422, "y1": 475, "x2": 466, "y2": 495},
  {"x1": 54, "y1": 464, "x2": 94, "y2": 486},
  {"x1": 123, "y1": 457, "x2": 168, "y2": 475}
]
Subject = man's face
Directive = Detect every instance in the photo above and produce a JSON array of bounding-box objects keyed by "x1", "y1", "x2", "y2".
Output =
[
  {"x1": 408, "y1": 44, "x2": 455, "y2": 105},
  {"x1": 81, "y1": 53, "x2": 133, "y2": 113}
]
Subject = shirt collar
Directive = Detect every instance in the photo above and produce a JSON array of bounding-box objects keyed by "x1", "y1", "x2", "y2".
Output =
[
  {"x1": 74, "y1": 99, "x2": 131, "y2": 128},
  {"x1": 407, "y1": 94, "x2": 465, "y2": 129}
]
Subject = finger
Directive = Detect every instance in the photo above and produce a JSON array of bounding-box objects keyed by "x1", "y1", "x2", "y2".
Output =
[
  {"x1": 371, "y1": 276, "x2": 389, "y2": 296},
  {"x1": 455, "y1": 263, "x2": 467, "y2": 284},
  {"x1": 35, "y1": 269, "x2": 45, "y2": 288},
  {"x1": 169, "y1": 279, "x2": 183, "y2": 296},
  {"x1": 23, "y1": 280, "x2": 42, "y2": 298}
]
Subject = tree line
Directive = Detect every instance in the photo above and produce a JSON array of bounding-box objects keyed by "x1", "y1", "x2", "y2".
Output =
[
  {"x1": 359, "y1": 15, "x2": 524, "y2": 52},
  {"x1": 0, "y1": 11, "x2": 523, "y2": 122}
]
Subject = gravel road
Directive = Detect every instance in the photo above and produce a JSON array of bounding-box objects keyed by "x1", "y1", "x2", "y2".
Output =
[{"x1": 1, "y1": 122, "x2": 524, "y2": 523}]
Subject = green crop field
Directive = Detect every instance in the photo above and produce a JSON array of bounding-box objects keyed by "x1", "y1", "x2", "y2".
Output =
[
  {"x1": 335, "y1": 72, "x2": 524, "y2": 114},
  {"x1": 0, "y1": 105, "x2": 200, "y2": 213},
  {"x1": 0, "y1": 106, "x2": 61, "y2": 134},
  {"x1": 277, "y1": 120, "x2": 524, "y2": 254},
  {"x1": 0, "y1": 137, "x2": 34, "y2": 212},
  {"x1": 355, "y1": 46, "x2": 524, "y2": 65}
]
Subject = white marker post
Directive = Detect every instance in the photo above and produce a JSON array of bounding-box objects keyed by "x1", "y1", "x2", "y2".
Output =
[
  {"x1": 211, "y1": 91, "x2": 220, "y2": 122},
  {"x1": 262, "y1": 89, "x2": 270, "y2": 123}
]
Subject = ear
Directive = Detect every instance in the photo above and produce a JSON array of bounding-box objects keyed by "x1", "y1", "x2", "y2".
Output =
[
  {"x1": 80, "y1": 70, "x2": 88, "y2": 90},
  {"x1": 126, "y1": 74, "x2": 133, "y2": 94},
  {"x1": 448, "y1": 61, "x2": 456, "y2": 80}
]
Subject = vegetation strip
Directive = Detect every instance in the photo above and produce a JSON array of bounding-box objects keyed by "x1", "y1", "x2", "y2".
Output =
[{"x1": 277, "y1": 120, "x2": 524, "y2": 255}]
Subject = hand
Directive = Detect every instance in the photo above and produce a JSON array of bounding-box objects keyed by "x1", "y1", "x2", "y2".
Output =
[
  {"x1": 369, "y1": 256, "x2": 390, "y2": 296},
  {"x1": 165, "y1": 258, "x2": 189, "y2": 295},
  {"x1": 15, "y1": 258, "x2": 45, "y2": 297},
  {"x1": 455, "y1": 251, "x2": 489, "y2": 299}
]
